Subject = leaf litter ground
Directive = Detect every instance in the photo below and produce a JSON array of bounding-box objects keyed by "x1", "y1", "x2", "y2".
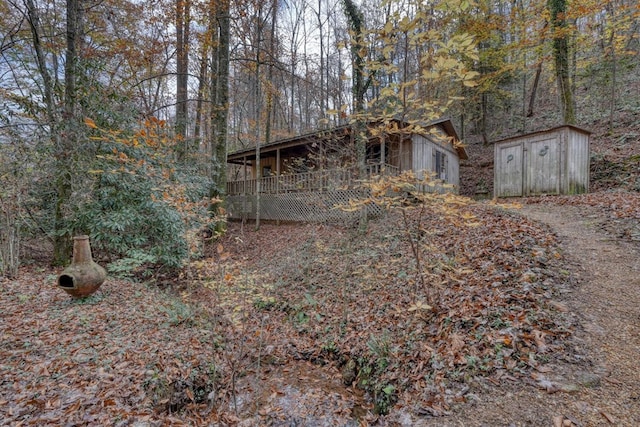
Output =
[{"x1": 2, "y1": 190, "x2": 638, "y2": 425}]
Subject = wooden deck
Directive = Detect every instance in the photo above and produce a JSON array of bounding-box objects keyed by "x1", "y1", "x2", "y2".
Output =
[{"x1": 226, "y1": 164, "x2": 400, "y2": 196}]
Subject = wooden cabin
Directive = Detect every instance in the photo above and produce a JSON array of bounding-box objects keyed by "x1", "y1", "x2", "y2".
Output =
[
  {"x1": 226, "y1": 118, "x2": 468, "y2": 221},
  {"x1": 493, "y1": 125, "x2": 591, "y2": 198}
]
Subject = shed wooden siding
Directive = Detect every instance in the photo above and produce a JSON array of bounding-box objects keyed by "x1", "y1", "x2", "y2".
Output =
[
  {"x1": 494, "y1": 125, "x2": 590, "y2": 198},
  {"x1": 566, "y1": 129, "x2": 590, "y2": 194}
]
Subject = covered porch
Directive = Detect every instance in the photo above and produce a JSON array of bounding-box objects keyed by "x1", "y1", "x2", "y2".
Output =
[
  {"x1": 226, "y1": 163, "x2": 399, "y2": 196},
  {"x1": 224, "y1": 119, "x2": 464, "y2": 222}
]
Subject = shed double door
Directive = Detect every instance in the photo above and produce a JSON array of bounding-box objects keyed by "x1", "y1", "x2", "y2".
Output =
[
  {"x1": 495, "y1": 135, "x2": 561, "y2": 197},
  {"x1": 526, "y1": 136, "x2": 561, "y2": 195},
  {"x1": 495, "y1": 141, "x2": 524, "y2": 197}
]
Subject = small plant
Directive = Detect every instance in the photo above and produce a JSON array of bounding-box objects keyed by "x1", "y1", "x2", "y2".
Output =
[
  {"x1": 190, "y1": 362, "x2": 218, "y2": 403},
  {"x1": 321, "y1": 339, "x2": 339, "y2": 355},
  {"x1": 351, "y1": 332, "x2": 399, "y2": 415},
  {"x1": 340, "y1": 170, "x2": 478, "y2": 309},
  {"x1": 367, "y1": 332, "x2": 391, "y2": 370},
  {"x1": 293, "y1": 310, "x2": 309, "y2": 331},
  {"x1": 143, "y1": 368, "x2": 169, "y2": 406},
  {"x1": 107, "y1": 249, "x2": 157, "y2": 279},
  {"x1": 70, "y1": 293, "x2": 106, "y2": 306},
  {"x1": 252, "y1": 296, "x2": 278, "y2": 310},
  {"x1": 159, "y1": 298, "x2": 194, "y2": 327},
  {"x1": 374, "y1": 383, "x2": 396, "y2": 415}
]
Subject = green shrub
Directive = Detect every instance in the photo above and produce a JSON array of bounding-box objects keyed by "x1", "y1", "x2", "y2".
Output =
[{"x1": 72, "y1": 118, "x2": 220, "y2": 273}]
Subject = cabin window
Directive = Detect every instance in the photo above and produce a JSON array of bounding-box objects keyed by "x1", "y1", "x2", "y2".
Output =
[
  {"x1": 435, "y1": 150, "x2": 448, "y2": 181},
  {"x1": 262, "y1": 166, "x2": 272, "y2": 177}
]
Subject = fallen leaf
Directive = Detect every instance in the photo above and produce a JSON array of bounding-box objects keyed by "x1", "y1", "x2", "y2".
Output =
[
  {"x1": 600, "y1": 410, "x2": 616, "y2": 424},
  {"x1": 533, "y1": 329, "x2": 548, "y2": 352}
]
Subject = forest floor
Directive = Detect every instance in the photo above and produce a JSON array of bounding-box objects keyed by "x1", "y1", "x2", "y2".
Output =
[
  {"x1": 421, "y1": 195, "x2": 640, "y2": 426},
  {"x1": 2, "y1": 190, "x2": 639, "y2": 426}
]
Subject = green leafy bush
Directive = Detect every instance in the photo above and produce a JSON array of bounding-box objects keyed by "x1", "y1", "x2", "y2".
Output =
[{"x1": 72, "y1": 118, "x2": 221, "y2": 275}]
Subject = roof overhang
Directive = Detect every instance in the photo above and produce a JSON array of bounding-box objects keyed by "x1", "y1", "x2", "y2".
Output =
[
  {"x1": 492, "y1": 124, "x2": 592, "y2": 146},
  {"x1": 227, "y1": 118, "x2": 468, "y2": 163}
]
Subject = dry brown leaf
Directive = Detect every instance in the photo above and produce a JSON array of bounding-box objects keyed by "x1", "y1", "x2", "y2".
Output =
[
  {"x1": 533, "y1": 329, "x2": 548, "y2": 352},
  {"x1": 599, "y1": 410, "x2": 616, "y2": 424}
]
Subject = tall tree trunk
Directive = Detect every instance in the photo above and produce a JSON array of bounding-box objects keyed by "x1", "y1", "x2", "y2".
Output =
[
  {"x1": 526, "y1": 19, "x2": 548, "y2": 121},
  {"x1": 208, "y1": 0, "x2": 229, "y2": 211},
  {"x1": 480, "y1": 92, "x2": 489, "y2": 145},
  {"x1": 208, "y1": 0, "x2": 219, "y2": 180},
  {"x1": 214, "y1": 0, "x2": 230, "y2": 197},
  {"x1": 265, "y1": 0, "x2": 278, "y2": 146},
  {"x1": 548, "y1": 0, "x2": 575, "y2": 124},
  {"x1": 316, "y1": 0, "x2": 325, "y2": 116},
  {"x1": 606, "y1": 5, "x2": 616, "y2": 132},
  {"x1": 342, "y1": 0, "x2": 368, "y2": 230},
  {"x1": 43, "y1": 0, "x2": 83, "y2": 265},
  {"x1": 341, "y1": 3, "x2": 365, "y2": 108},
  {"x1": 527, "y1": 59, "x2": 543, "y2": 118},
  {"x1": 25, "y1": 0, "x2": 70, "y2": 264},
  {"x1": 25, "y1": 0, "x2": 63, "y2": 265},
  {"x1": 176, "y1": 0, "x2": 191, "y2": 160},
  {"x1": 194, "y1": 49, "x2": 208, "y2": 148},
  {"x1": 254, "y1": 4, "x2": 264, "y2": 230},
  {"x1": 609, "y1": 43, "x2": 616, "y2": 132},
  {"x1": 56, "y1": 0, "x2": 79, "y2": 263}
]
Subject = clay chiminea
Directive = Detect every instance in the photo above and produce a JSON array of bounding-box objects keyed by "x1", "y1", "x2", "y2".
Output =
[{"x1": 57, "y1": 235, "x2": 106, "y2": 298}]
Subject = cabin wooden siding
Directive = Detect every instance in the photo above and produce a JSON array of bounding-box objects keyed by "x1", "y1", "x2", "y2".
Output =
[
  {"x1": 260, "y1": 156, "x2": 278, "y2": 176},
  {"x1": 410, "y1": 133, "x2": 460, "y2": 186},
  {"x1": 494, "y1": 125, "x2": 590, "y2": 198},
  {"x1": 233, "y1": 151, "x2": 309, "y2": 180}
]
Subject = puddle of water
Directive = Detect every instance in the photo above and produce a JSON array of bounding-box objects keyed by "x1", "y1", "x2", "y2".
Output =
[{"x1": 229, "y1": 361, "x2": 369, "y2": 426}]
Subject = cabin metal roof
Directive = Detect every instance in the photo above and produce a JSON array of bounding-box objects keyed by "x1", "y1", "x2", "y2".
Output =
[{"x1": 227, "y1": 118, "x2": 468, "y2": 163}]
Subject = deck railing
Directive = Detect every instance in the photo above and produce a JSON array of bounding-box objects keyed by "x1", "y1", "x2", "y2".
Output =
[{"x1": 227, "y1": 164, "x2": 399, "y2": 195}]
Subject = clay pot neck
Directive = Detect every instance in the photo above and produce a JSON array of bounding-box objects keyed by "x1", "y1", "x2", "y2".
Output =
[{"x1": 72, "y1": 235, "x2": 94, "y2": 264}]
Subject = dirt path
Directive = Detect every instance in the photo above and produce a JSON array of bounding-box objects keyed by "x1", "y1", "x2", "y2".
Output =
[
  {"x1": 421, "y1": 203, "x2": 640, "y2": 427},
  {"x1": 517, "y1": 204, "x2": 640, "y2": 426}
]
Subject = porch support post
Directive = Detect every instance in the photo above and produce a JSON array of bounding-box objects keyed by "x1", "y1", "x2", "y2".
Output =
[
  {"x1": 381, "y1": 137, "x2": 386, "y2": 172},
  {"x1": 243, "y1": 156, "x2": 247, "y2": 194},
  {"x1": 276, "y1": 148, "x2": 281, "y2": 194},
  {"x1": 242, "y1": 156, "x2": 247, "y2": 224},
  {"x1": 320, "y1": 140, "x2": 325, "y2": 189}
]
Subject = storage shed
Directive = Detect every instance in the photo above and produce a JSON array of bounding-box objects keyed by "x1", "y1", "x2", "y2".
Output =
[{"x1": 493, "y1": 125, "x2": 591, "y2": 198}]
